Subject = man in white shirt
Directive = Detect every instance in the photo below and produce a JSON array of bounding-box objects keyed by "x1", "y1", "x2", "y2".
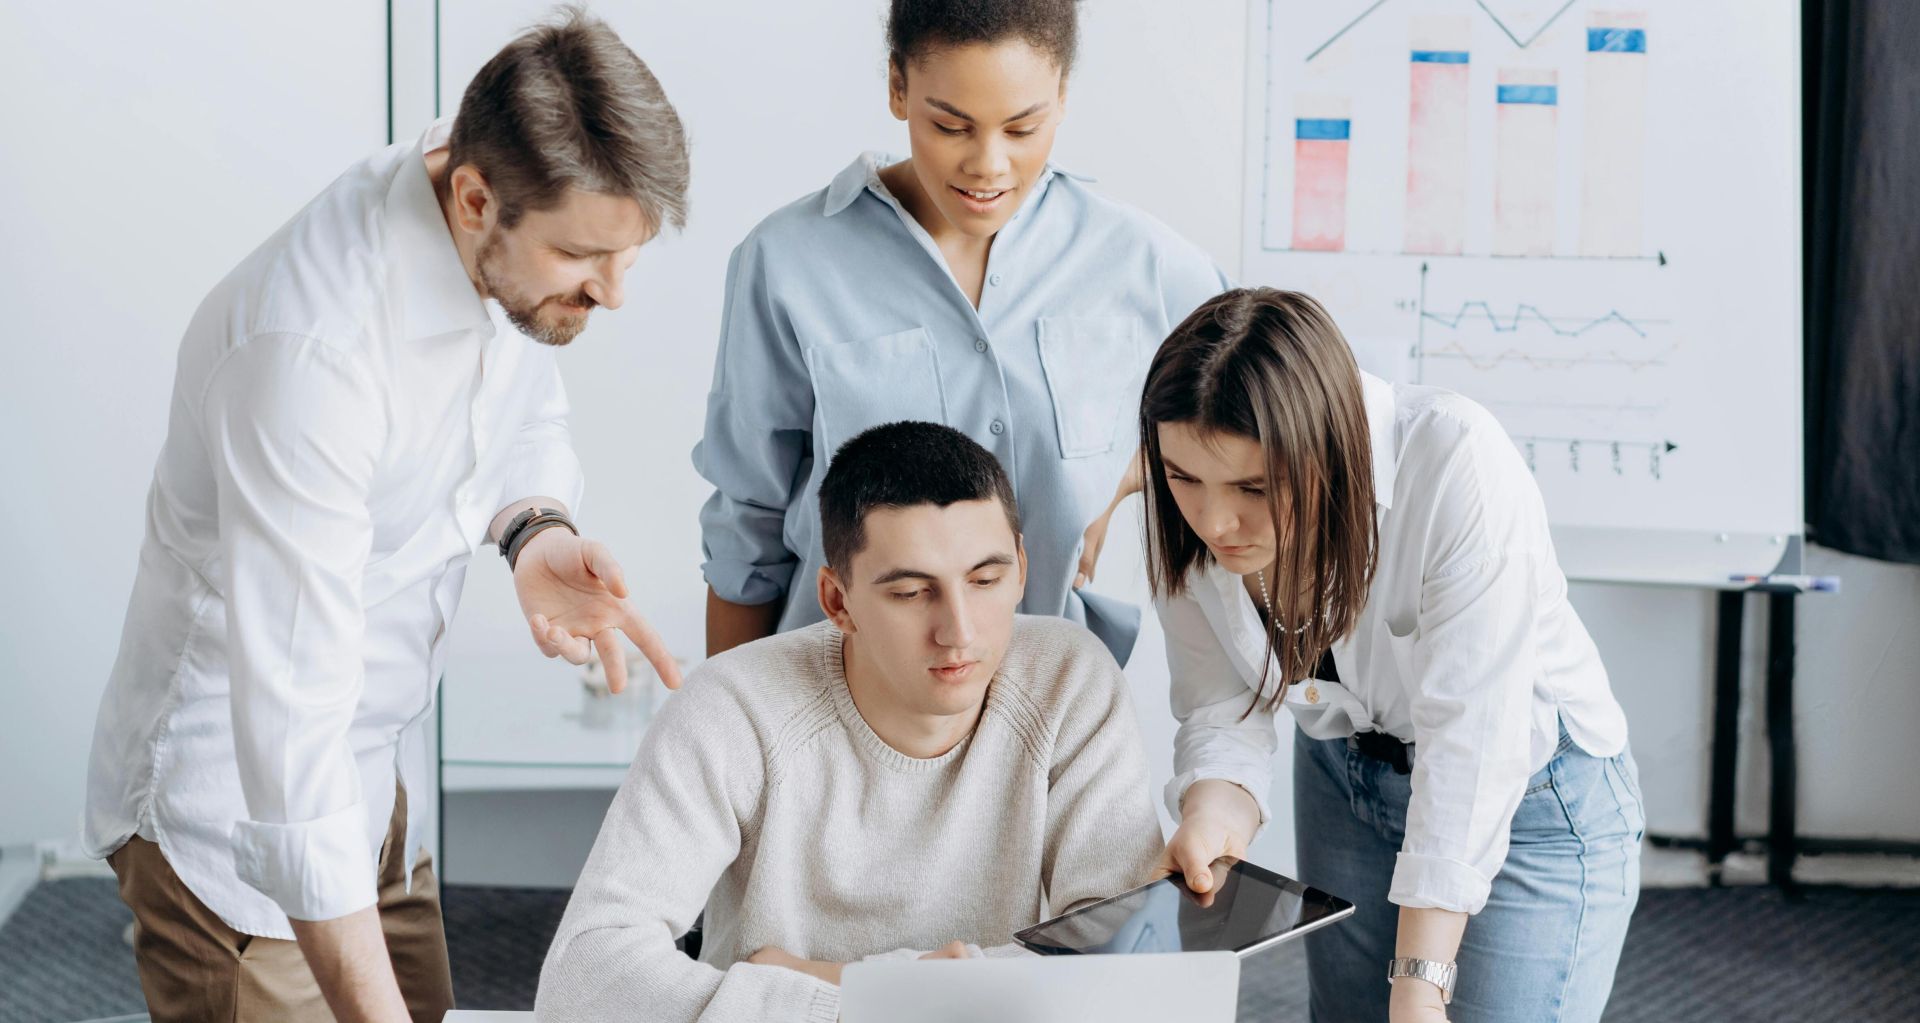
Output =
[
  {"x1": 82, "y1": 10, "x2": 689, "y2": 1022},
  {"x1": 535, "y1": 423, "x2": 1165, "y2": 1023}
]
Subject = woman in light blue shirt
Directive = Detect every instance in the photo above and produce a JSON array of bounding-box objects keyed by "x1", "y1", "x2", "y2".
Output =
[{"x1": 696, "y1": 0, "x2": 1227, "y2": 659}]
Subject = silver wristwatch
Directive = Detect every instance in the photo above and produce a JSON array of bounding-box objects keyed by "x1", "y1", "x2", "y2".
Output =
[{"x1": 1387, "y1": 957, "x2": 1457, "y2": 1004}]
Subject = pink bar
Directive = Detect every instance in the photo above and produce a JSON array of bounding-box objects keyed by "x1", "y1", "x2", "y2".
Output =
[
  {"x1": 1292, "y1": 138, "x2": 1349, "y2": 251},
  {"x1": 1405, "y1": 61, "x2": 1470, "y2": 254}
]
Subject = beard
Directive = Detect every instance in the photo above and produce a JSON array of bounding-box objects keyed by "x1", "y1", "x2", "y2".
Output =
[{"x1": 475, "y1": 234, "x2": 595, "y2": 347}]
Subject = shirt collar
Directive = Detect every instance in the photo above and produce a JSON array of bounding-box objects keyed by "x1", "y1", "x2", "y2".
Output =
[
  {"x1": 1361, "y1": 370, "x2": 1398, "y2": 510},
  {"x1": 384, "y1": 117, "x2": 493, "y2": 341},
  {"x1": 821, "y1": 150, "x2": 1090, "y2": 218}
]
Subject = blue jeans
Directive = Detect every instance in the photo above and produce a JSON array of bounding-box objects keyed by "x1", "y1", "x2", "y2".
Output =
[{"x1": 1292, "y1": 725, "x2": 1644, "y2": 1022}]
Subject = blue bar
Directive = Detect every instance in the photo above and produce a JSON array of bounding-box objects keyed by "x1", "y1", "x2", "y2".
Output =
[
  {"x1": 1496, "y1": 85, "x2": 1559, "y2": 105},
  {"x1": 1296, "y1": 118, "x2": 1351, "y2": 141},
  {"x1": 1588, "y1": 27, "x2": 1647, "y2": 53},
  {"x1": 1410, "y1": 50, "x2": 1470, "y2": 64}
]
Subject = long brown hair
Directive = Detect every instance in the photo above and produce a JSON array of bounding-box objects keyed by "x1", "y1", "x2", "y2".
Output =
[{"x1": 1140, "y1": 288, "x2": 1378, "y2": 709}]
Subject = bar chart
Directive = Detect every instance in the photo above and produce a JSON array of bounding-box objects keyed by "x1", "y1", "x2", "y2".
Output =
[{"x1": 1256, "y1": 1, "x2": 1654, "y2": 262}]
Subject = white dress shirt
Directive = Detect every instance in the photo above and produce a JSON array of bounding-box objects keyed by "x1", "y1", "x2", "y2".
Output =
[
  {"x1": 1157, "y1": 371, "x2": 1629, "y2": 915},
  {"x1": 83, "y1": 118, "x2": 584, "y2": 938}
]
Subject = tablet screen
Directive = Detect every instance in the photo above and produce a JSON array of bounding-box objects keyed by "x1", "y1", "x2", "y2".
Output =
[{"x1": 1014, "y1": 860, "x2": 1354, "y2": 956}]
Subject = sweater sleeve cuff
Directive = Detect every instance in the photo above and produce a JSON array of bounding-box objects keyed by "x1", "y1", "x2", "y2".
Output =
[
  {"x1": 230, "y1": 802, "x2": 377, "y2": 922},
  {"x1": 1165, "y1": 768, "x2": 1274, "y2": 833},
  {"x1": 722, "y1": 962, "x2": 840, "y2": 1023},
  {"x1": 1388, "y1": 852, "x2": 1493, "y2": 915}
]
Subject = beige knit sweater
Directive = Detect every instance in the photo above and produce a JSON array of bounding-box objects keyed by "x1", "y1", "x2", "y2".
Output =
[{"x1": 534, "y1": 616, "x2": 1164, "y2": 1022}]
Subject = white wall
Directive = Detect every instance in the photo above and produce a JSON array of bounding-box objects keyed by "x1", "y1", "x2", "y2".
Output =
[
  {"x1": 0, "y1": 2, "x2": 386, "y2": 847},
  {"x1": 1577, "y1": 544, "x2": 1920, "y2": 842},
  {"x1": 3, "y1": 0, "x2": 1916, "y2": 874}
]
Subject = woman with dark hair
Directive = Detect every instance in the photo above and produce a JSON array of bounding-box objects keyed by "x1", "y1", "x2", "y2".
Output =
[
  {"x1": 695, "y1": 0, "x2": 1227, "y2": 663},
  {"x1": 1143, "y1": 288, "x2": 1643, "y2": 1022}
]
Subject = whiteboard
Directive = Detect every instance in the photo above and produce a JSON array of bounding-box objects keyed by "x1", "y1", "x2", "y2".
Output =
[{"x1": 1240, "y1": 0, "x2": 1803, "y2": 586}]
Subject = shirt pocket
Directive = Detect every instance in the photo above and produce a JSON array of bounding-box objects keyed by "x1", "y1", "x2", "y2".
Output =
[
  {"x1": 1036, "y1": 315, "x2": 1145, "y2": 458},
  {"x1": 804, "y1": 327, "x2": 948, "y2": 453}
]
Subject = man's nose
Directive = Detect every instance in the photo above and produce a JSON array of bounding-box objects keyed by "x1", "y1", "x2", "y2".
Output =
[
  {"x1": 934, "y1": 590, "x2": 977, "y2": 650},
  {"x1": 584, "y1": 260, "x2": 625, "y2": 310}
]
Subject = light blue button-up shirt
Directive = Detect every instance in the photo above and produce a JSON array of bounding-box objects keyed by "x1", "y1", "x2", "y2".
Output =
[{"x1": 694, "y1": 152, "x2": 1229, "y2": 663}]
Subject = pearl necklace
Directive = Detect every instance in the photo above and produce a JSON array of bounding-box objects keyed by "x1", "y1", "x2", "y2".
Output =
[
  {"x1": 1254, "y1": 568, "x2": 1314, "y2": 636},
  {"x1": 1255, "y1": 568, "x2": 1323, "y2": 705}
]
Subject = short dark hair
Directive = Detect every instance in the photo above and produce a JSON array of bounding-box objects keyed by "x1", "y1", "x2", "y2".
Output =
[
  {"x1": 886, "y1": 0, "x2": 1082, "y2": 79},
  {"x1": 819, "y1": 422, "x2": 1022, "y2": 573},
  {"x1": 447, "y1": 5, "x2": 689, "y2": 231}
]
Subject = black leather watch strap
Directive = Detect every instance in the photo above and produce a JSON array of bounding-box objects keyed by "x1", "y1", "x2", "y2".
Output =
[{"x1": 500, "y1": 506, "x2": 576, "y2": 570}]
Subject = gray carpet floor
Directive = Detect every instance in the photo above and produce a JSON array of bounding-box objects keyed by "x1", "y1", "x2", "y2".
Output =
[{"x1": 3, "y1": 880, "x2": 1916, "y2": 1022}]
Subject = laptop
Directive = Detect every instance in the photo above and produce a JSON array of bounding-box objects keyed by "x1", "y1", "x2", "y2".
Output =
[{"x1": 840, "y1": 950, "x2": 1240, "y2": 1023}]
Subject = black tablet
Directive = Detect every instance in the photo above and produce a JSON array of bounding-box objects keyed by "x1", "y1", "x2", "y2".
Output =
[{"x1": 1014, "y1": 859, "x2": 1355, "y2": 957}]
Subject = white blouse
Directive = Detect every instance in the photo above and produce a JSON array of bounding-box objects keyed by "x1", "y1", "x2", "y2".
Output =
[{"x1": 1157, "y1": 371, "x2": 1629, "y2": 915}]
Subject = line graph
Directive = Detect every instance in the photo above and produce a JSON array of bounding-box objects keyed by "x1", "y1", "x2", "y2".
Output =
[
  {"x1": 1413, "y1": 262, "x2": 1671, "y2": 379},
  {"x1": 1421, "y1": 302, "x2": 1660, "y2": 338},
  {"x1": 1421, "y1": 340, "x2": 1676, "y2": 371},
  {"x1": 1407, "y1": 258, "x2": 1680, "y2": 478},
  {"x1": 1306, "y1": 0, "x2": 1581, "y2": 62}
]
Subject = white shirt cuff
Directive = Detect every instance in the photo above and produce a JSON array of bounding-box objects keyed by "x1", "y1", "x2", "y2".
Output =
[
  {"x1": 1164, "y1": 767, "x2": 1274, "y2": 834},
  {"x1": 1388, "y1": 851, "x2": 1493, "y2": 915},
  {"x1": 230, "y1": 802, "x2": 378, "y2": 922}
]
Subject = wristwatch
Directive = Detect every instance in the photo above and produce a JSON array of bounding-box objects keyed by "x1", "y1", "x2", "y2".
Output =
[{"x1": 1387, "y1": 957, "x2": 1457, "y2": 1004}]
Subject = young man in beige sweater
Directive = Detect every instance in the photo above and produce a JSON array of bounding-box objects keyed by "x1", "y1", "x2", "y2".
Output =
[{"x1": 536, "y1": 421, "x2": 1165, "y2": 1022}]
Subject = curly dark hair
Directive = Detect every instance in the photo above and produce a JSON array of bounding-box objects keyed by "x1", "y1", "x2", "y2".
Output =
[{"x1": 886, "y1": 0, "x2": 1082, "y2": 78}]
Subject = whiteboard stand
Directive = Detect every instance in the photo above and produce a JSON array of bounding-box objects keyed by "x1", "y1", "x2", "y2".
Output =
[{"x1": 1704, "y1": 537, "x2": 1834, "y2": 892}]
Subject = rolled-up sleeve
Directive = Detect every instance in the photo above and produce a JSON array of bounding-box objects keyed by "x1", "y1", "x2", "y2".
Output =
[
  {"x1": 499, "y1": 346, "x2": 585, "y2": 515},
  {"x1": 1157, "y1": 585, "x2": 1278, "y2": 831},
  {"x1": 692, "y1": 238, "x2": 814, "y2": 606},
  {"x1": 1391, "y1": 446, "x2": 1542, "y2": 915},
  {"x1": 203, "y1": 334, "x2": 386, "y2": 923}
]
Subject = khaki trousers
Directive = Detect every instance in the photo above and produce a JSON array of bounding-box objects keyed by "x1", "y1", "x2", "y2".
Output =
[{"x1": 108, "y1": 786, "x2": 455, "y2": 1022}]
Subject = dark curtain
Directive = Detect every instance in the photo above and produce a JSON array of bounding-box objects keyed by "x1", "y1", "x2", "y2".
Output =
[{"x1": 1804, "y1": 0, "x2": 1920, "y2": 564}]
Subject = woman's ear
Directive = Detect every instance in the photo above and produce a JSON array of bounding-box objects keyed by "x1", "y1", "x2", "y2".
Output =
[{"x1": 887, "y1": 63, "x2": 909, "y2": 121}]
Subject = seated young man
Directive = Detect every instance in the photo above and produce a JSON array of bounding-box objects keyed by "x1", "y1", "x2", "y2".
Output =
[{"x1": 536, "y1": 421, "x2": 1163, "y2": 1022}]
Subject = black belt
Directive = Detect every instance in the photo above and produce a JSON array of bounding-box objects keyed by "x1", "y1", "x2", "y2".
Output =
[{"x1": 1349, "y1": 730, "x2": 1413, "y2": 775}]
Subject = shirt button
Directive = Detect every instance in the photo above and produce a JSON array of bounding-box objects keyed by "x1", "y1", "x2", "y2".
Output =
[
  {"x1": 988, "y1": 273, "x2": 1004, "y2": 287},
  {"x1": 974, "y1": 338, "x2": 989, "y2": 353},
  {"x1": 989, "y1": 420, "x2": 1006, "y2": 436}
]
